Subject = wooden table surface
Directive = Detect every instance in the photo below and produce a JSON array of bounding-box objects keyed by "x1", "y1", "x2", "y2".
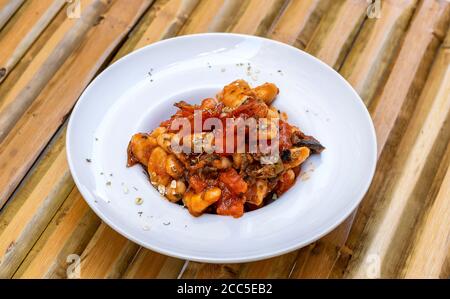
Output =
[{"x1": 0, "y1": 0, "x2": 448, "y2": 279}]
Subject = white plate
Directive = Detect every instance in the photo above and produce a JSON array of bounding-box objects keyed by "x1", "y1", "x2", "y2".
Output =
[{"x1": 67, "y1": 33, "x2": 377, "y2": 263}]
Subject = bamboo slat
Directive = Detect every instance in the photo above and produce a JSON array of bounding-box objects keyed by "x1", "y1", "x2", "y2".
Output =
[
  {"x1": 305, "y1": 0, "x2": 368, "y2": 69},
  {"x1": 0, "y1": 0, "x2": 152, "y2": 208},
  {"x1": 0, "y1": 0, "x2": 105, "y2": 142},
  {"x1": 293, "y1": 2, "x2": 448, "y2": 277},
  {"x1": 0, "y1": 0, "x2": 65, "y2": 82},
  {"x1": 340, "y1": 0, "x2": 417, "y2": 105},
  {"x1": 0, "y1": 0, "x2": 25, "y2": 31},
  {"x1": 0, "y1": 129, "x2": 72, "y2": 278},
  {"x1": 178, "y1": 0, "x2": 239, "y2": 34},
  {"x1": 180, "y1": 263, "x2": 241, "y2": 279},
  {"x1": 287, "y1": 0, "x2": 422, "y2": 279},
  {"x1": 345, "y1": 27, "x2": 450, "y2": 278},
  {"x1": 370, "y1": 0, "x2": 450, "y2": 155},
  {"x1": 0, "y1": 0, "x2": 156, "y2": 280},
  {"x1": 78, "y1": 224, "x2": 140, "y2": 278},
  {"x1": 268, "y1": 0, "x2": 330, "y2": 48},
  {"x1": 16, "y1": 189, "x2": 101, "y2": 278},
  {"x1": 116, "y1": 0, "x2": 198, "y2": 58},
  {"x1": 403, "y1": 145, "x2": 450, "y2": 278},
  {"x1": 339, "y1": 0, "x2": 450, "y2": 277},
  {"x1": 226, "y1": 0, "x2": 287, "y2": 36},
  {"x1": 123, "y1": 248, "x2": 185, "y2": 278},
  {"x1": 0, "y1": 0, "x2": 65, "y2": 83},
  {"x1": 0, "y1": 5, "x2": 67, "y2": 102}
]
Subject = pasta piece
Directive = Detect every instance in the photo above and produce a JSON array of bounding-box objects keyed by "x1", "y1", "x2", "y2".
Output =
[
  {"x1": 200, "y1": 98, "x2": 218, "y2": 110},
  {"x1": 166, "y1": 180, "x2": 186, "y2": 202},
  {"x1": 232, "y1": 153, "x2": 243, "y2": 169},
  {"x1": 283, "y1": 147, "x2": 310, "y2": 169},
  {"x1": 157, "y1": 132, "x2": 174, "y2": 153},
  {"x1": 183, "y1": 187, "x2": 222, "y2": 217},
  {"x1": 150, "y1": 126, "x2": 167, "y2": 138},
  {"x1": 127, "y1": 133, "x2": 158, "y2": 166},
  {"x1": 253, "y1": 82, "x2": 279, "y2": 104},
  {"x1": 245, "y1": 179, "x2": 268, "y2": 206},
  {"x1": 276, "y1": 169, "x2": 296, "y2": 196},
  {"x1": 148, "y1": 147, "x2": 171, "y2": 186},
  {"x1": 212, "y1": 156, "x2": 232, "y2": 169},
  {"x1": 217, "y1": 79, "x2": 254, "y2": 108},
  {"x1": 266, "y1": 106, "x2": 280, "y2": 119},
  {"x1": 165, "y1": 154, "x2": 184, "y2": 178}
]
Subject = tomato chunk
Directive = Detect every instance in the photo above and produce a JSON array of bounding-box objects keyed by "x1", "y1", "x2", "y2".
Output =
[
  {"x1": 215, "y1": 186, "x2": 244, "y2": 218},
  {"x1": 189, "y1": 175, "x2": 207, "y2": 193},
  {"x1": 279, "y1": 121, "x2": 293, "y2": 151},
  {"x1": 219, "y1": 168, "x2": 248, "y2": 195},
  {"x1": 276, "y1": 170, "x2": 296, "y2": 196}
]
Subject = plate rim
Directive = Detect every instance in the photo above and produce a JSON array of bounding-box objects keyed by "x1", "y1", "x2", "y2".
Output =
[{"x1": 66, "y1": 32, "x2": 378, "y2": 263}]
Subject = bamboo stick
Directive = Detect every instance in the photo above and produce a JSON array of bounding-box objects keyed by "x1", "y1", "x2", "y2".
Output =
[
  {"x1": 268, "y1": 0, "x2": 330, "y2": 48},
  {"x1": 180, "y1": 262, "x2": 241, "y2": 279},
  {"x1": 338, "y1": 1, "x2": 450, "y2": 278},
  {"x1": 0, "y1": 1, "x2": 153, "y2": 277},
  {"x1": 0, "y1": 0, "x2": 25, "y2": 31},
  {"x1": 0, "y1": 0, "x2": 152, "y2": 208},
  {"x1": 402, "y1": 144, "x2": 450, "y2": 278},
  {"x1": 340, "y1": 0, "x2": 417, "y2": 105},
  {"x1": 0, "y1": 129, "x2": 73, "y2": 278},
  {"x1": 179, "y1": 0, "x2": 240, "y2": 34},
  {"x1": 238, "y1": 252, "x2": 300, "y2": 278},
  {"x1": 77, "y1": 224, "x2": 140, "y2": 278},
  {"x1": 0, "y1": 0, "x2": 104, "y2": 143},
  {"x1": 123, "y1": 248, "x2": 185, "y2": 278},
  {"x1": 370, "y1": 0, "x2": 450, "y2": 155},
  {"x1": 286, "y1": 0, "x2": 420, "y2": 279},
  {"x1": 345, "y1": 26, "x2": 450, "y2": 278},
  {"x1": 0, "y1": 0, "x2": 66, "y2": 82},
  {"x1": 133, "y1": 0, "x2": 197, "y2": 49},
  {"x1": 0, "y1": 0, "x2": 58, "y2": 80},
  {"x1": 112, "y1": 0, "x2": 193, "y2": 62},
  {"x1": 0, "y1": 6, "x2": 67, "y2": 102},
  {"x1": 16, "y1": 189, "x2": 101, "y2": 278},
  {"x1": 226, "y1": 0, "x2": 287, "y2": 36},
  {"x1": 305, "y1": 0, "x2": 368, "y2": 69}
]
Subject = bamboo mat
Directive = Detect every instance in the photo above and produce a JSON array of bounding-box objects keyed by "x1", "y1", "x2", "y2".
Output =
[{"x1": 0, "y1": 0, "x2": 448, "y2": 279}]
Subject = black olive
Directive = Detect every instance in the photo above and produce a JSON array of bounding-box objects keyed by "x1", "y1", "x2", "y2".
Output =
[{"x1": 281, "y1": 149, "x2": 291, "y2": 162}]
